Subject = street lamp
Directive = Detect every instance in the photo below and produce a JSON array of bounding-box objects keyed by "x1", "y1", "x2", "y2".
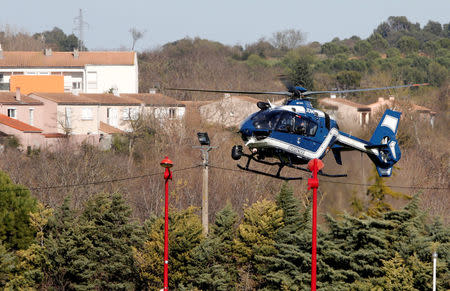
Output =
[
  {"x1": 160, "y1": 156, "x2": 173, "y2": 291},
  {"x1": 193, "y1": 132, "x2": 216, "y2": 236}
]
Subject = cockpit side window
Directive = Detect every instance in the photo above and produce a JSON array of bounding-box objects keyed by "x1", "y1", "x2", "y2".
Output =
[
  {"x1": 293, "y1": 115, "x2": 318, "y2": 136},
  {"x1": 275, "y1": 112, "x2": 296, "y2": 133},
  {"x1": 251, "y1": 110, "x2": 282, "y2": 130}
]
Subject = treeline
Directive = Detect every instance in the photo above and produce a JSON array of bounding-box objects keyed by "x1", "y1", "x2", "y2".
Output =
[
  {"x1": 139, "y1": 16, "x2": 449, "y2": 106},
  {"x1": 1, "y1": 173, "x2": 448, "y2": 290},
  {"x1": 0, "y1": 25, "x2": 83, "y2": 51}
]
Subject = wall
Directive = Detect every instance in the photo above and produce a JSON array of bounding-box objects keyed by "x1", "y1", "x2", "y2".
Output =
[
  {"x1": 9, "y1": 75, "x2": 64, "y2": 94},
  {"x1": 84, "y1": 64, "x2": 138, "y2": 94}
]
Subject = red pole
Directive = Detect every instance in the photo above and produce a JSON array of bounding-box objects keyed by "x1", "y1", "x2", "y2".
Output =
[
  {"x1": 308, "y1": 159, "x2": 323, "y2": 291},
  {"x1": 164, "y1": 168, "x2": 170, "y2": 290},
  {"x1": 160, "y1": 157, "x2": 173, "y2": 291}
]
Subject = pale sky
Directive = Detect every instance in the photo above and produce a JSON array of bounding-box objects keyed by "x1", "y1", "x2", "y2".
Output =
[{"x1": 1, "y1": 0, "x2": 449, "y2": 51}]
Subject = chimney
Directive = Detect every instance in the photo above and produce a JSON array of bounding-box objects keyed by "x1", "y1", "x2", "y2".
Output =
[
  {"x1": 15, "y1": 87, "x2": 21, "y2": 101},
  {"x1": 73, "y1": 49, "x2": 79, "y2": 59},
  {"x1": 378, "y1": 97, "x2": 384, "y2": 103},
  {"x1": 44, "y1": 48, "x2": 52, "y2": 56},
  {"x1": 389, "y1": 96, "x2": 395, "y2": 102},
  {"x1": 0, "y1": 43, "x2": 3, "y2": 59},
  {"x1": 112, "y1": 87, "x2": 120, "y2": 97},
  {"x1": 149, "y1": 88, "x2": 157, "y2": 94}
]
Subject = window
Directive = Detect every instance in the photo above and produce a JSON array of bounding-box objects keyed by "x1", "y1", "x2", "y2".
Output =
[
  {"x1": 81, "y1": 108, "x2": 93, "y2": 120},
  {"x1": 87, "y1": 72, "x2": 97, "y2": 89},
  {"x1": 7, "y1": 108, "x2": 16, "y2": 119},
  {"x1": 274, "y1": 111, "x2": 318, "y2": 136},
  {"x1": 72, "y1": 82, "x2": 81, "y2": 89},
  {"x1": 122, "y1": 108, "x2": 139, "y2": 120},
  {"x1": 29, "y1": 108, "x2": 34, "y2": 125},
  {"x1": 251, "y1": 110, "x2": 283, "y2": 130},
  {"x1": 169, "y1": 108, "x2": 176, "y2": 119},
  {"x1": 65, "y1": 107, "x2": 72, "y2": 129}
]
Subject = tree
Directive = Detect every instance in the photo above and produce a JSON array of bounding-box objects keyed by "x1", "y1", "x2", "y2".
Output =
[
  {"x1": 354, "y1": 40, "x2": 372, "y2": 56},
  {"x1": 396, "y1": 36, "x2": 419, "y2": 54},
  {"x1": 135, "y1": 207, "x2": 203, "y2": 289},
  {"x1": 234, "y1": 199, "x2": 283, "y2": 289},
  {"x1": 336, "y1": 70, "x2": 361, "y2": 90},
  {"x1": 366, "y1": 166, "x2": 411, "y2": 217},
  {"x1": 0, "y1": 171, "x2": 37, "y2": 250},
  {"x1": 423, "y1": 21, "x2": 443, "y2": 36},
  {"x1": 368, "y1": 33, "x2": 389, "y2": 51},
  {"x1": 188, "y1": 204, "x2": 239, "y2": 290},
  {"x1": 55, "y1": 193, "x2": 141, "y2": 290},
  {"x1": 287, "y1": 57, "x2": 314, "y2": 89},
  {"x1": 271, "y1": 29, "x2": 305, "y2": 51},
  {"x1": 321, "y1": 42, "x2": 349, "y2": 57},
  {"x1": 130, "y1": 27, "x2": 145, "y2": 51}
]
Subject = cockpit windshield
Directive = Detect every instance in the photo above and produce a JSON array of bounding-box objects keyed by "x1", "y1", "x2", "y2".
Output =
[{"x1": 251, "y1": 110, "x2": 282, "y2": 130}]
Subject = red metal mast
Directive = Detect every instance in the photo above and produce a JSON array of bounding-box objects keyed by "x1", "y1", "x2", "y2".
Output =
[
  {"x1": 160, "y1": 156, "x2": 173, "y2": 291},
  {"x1": 307, "y1": 159, "x2": 323, "y2": 291}
]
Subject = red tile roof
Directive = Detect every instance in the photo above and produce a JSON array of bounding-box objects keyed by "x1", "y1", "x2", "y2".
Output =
[
  {"x1": 80, "y1": 93, "x2": 141, "y2": 105},
  {"x1": 99, "y1": 122, "x2": 124, "y2": 134},
  {"x1": 0, "y1": 114, "x2": 42, "y2": 132},
  {"x1": 0, "y1": 92, "x2": 43, "y2": 105},
  {"x1": 320, "y1": 98, "x2": 371, "y2": 111},
  {"x1": 31, "y1": 93, "x2": 98, "y2": 104},
  {"x1": 120, "y1": 93, "x2": 185, "y2": 106},
  {"x1": 0, "y1": 51, "x2": 135, "y2": 67}
]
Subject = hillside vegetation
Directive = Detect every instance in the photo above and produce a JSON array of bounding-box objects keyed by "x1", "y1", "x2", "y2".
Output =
[{"x1": 0, "y1": 16, "x2": 448, "y2": 289}]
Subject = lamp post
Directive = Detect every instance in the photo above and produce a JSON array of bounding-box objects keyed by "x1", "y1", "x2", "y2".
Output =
[
  {"x1": 307, "y1": 159, "x2": 324, "y2": 291},
  {"x1": 432, "y1": 251, "x2": 438, "y2": 291},
  {"x1": 193, "y1": 132, "x2": 217, "y2": 236},
  {"x1": 160, "y1": 156, "x2": 173, "y2": 291}
]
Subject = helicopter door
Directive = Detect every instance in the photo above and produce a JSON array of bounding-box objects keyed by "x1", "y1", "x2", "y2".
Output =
[{"x1": 273, "y1": 111, "x2": 321, "y2": 156}]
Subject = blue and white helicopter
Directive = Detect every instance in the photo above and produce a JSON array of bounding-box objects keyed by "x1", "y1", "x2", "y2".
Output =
[{"x1": 168, "y1": 83, "x2": 427, "y2": 180}]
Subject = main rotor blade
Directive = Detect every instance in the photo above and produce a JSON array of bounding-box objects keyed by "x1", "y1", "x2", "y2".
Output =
[
  {"x1": 303, "y1": 83, "x2": 429, "y2": 96},
  {"x1": 164, "y1": 87, "x2": 293, "y2": 97}
]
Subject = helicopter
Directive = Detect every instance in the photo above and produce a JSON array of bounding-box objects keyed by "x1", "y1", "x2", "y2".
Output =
[{"x1": 166, "y1": 83, "x2": 428, "y2": 180}]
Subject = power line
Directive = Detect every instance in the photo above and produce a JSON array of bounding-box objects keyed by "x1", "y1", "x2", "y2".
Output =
[
  {"x1": 208, "y1": 165, "x2": 448, "y2": 191},
  {"x1": 0, "y1": 165, "x2": 201, "y2": 193}
]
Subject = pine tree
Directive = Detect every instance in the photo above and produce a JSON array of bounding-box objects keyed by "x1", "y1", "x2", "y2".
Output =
[
  {"x1": 134, "y1": 206, "x2": 203, "y2": 289},
  {"x1": 188, "y1": 203, "x2": 239, "y2": 290},
  {"x1": 0, "y1": 171, "x2": 37, "y2": 250},
  {"x1": 0, "y1": 242, "x2": 16, "y2": 287},
  {"x1": 49, "y1": 193, "x2": 141, "y2": 290}
]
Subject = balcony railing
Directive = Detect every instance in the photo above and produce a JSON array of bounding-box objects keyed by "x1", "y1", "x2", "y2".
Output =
[{"x1": 0, "y1": 83, "x2": 10, "y2": 91}]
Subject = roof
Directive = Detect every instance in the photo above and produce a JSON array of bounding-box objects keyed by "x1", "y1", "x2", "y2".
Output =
[
  {"x1": 0, "y1": 92, "x2": 43, "y2": 105},
  {"x1": 99, "y1": 122, "x2": 124, "y2": 134},
  {"x1": 0, "y1": 114, "x2": 42, "y2": 132},
  {"x1": 320, "y1": 98, "x2": 371, "y2": 112},
  {"x1": 31, "y1": 92, "x2": 98, "y2": 104},
  {"x1": 412, "y1": 104, "x2": 436, "y2": 115},
  {"x1": 0, "y1": 51, "x2": 135, "y2": 67},
  {"x1": 80, "y1": 93, "x2": 141, "y2": 105},
  {"x1": 120, "y1": 93, "x2": 185, "y2": 107}
]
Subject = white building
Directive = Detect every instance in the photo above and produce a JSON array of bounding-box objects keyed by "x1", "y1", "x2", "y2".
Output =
[{"x1": 0, "y1": 47, "x2": 138, "y2": 94}]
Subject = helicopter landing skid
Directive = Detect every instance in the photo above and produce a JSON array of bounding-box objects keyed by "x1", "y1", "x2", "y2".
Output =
[{"x1": 236, "y1": 153, "x2": 347, "y2": 180}]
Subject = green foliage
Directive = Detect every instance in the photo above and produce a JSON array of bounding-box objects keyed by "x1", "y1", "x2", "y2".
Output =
[
  {"x1": 354, "y1": 40, "x2": 372, "y2": 56},
  {"x1": 427, "y1": 62, "x2": 448, "y2": 86},
  {"x1": 366, "y1": 166, "x2": 411, "y2": 217},
  {"x1": 396, "y1": 36, "x2": 420, "y2": 54},
  {"x1": 321, "y1": 42, "x2": 349, "y2": 57},
  {"x1": 45, "y1": 193, "x2": 142, "y2": 290},
  {"x1": 287, "y1": 57, "x2": 314, "y2": 89},
  {"x1": 234, "y1": 199, "x2": 283, "y2": 289},
  {"x1": 135, "y1": 206, "x2": 203, "y2": 289},
  {"x1": 336, "y1": 70, "x2": 361, "y2": 90},
  {"x1": 33, "y1": 27, "x2": 84, "y2": 51},
  {"x1": 188, "y1": 204, "x2": 239, "y2": 290},
  {"x1": 0, "y1": 171, "x2": 37, "y2": 250}
]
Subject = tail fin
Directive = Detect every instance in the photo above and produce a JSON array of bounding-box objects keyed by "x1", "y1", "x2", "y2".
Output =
[{"x1": 367, "y1": 109, "x2": 402, "y2": 177}]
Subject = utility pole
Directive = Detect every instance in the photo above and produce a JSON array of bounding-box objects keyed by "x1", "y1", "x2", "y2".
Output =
[{"x1": 194, "y1": 132, "x2": 217, "y2": 236}]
